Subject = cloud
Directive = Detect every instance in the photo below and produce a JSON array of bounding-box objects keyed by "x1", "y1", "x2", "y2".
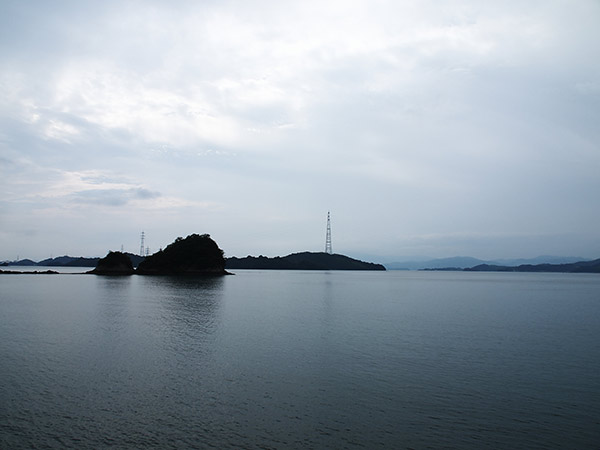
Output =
[
  {"x1": 1, "y1": 0, "x2": 600, "y2": 260},
  {"x1": 132, "y1": 187, "x2": 160, "y2": 200},
  {"x1": 72, "y1": 187, "x2": 161, "y2": 207},
  {"x1": 0, "y1": 163, "x2": 160, "y2": 207},
  {"x1": 71, "y1": 189, "x2": 132, "y2": 207}
]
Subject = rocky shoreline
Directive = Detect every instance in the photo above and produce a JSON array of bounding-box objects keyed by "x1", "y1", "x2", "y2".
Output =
[{"x1": 0, "y1": 269, "x2": 59, "y2": 274}]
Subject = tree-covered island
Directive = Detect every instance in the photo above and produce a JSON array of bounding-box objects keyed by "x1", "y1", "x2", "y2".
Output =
[
  {"x1": 225, "y1": 252, "x2": 386, "y2": 270},
  {"x1": 88, "y1": 234, "x2": 228, "y2": 275},
  {"x1": 136, "y1": 234, "x2": 228, "y2": 275}
]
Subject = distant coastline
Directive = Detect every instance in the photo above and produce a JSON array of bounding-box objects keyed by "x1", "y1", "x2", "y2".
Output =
[
  {"x1": 1, "y1": 247, "x2": 386, "y2": 273},
  {"x1": 384, "y1": 255, "x2": 595, "y2": 270},
  {"x1": 462, "y1": 259, "x2": 600, "y2": 273},
  {"x1": 0, "y1": 269, "x2": 59, "y2": 275},
  {"x1": 0, "y1": 253, "x2": 145, "y2": 268},
  {"x1": 415, "y1": 259, "x2": 600, "y2": 273},
  {"x1": 3, "y1": 253, "x2": 600, "y2": 274}
]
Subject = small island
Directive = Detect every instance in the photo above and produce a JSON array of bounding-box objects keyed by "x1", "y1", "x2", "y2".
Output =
[
  {"x1": 87, "y1": 251, "x2": 135, "y2": 275},
  {"x1": 226, "y1": 252, "x2": 386, "y2": 271},
  {"x1": 136, "y1": 234, "x2": 229, "y2": 275}
]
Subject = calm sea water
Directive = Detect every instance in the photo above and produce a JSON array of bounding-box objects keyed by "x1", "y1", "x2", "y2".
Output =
[{"x1": 1, "y1": 269, "x2": 599, "y2": 449}]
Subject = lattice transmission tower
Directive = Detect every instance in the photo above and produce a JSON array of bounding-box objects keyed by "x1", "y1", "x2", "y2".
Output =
[
  {"x1": 140, "y1": 231, "x2": 145, "y2": 256},
  {"x1": 325, "y1": 211, "x2": 332, "y2": 254}
]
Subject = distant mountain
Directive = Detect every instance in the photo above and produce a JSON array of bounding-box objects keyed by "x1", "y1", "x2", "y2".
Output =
[
  {"x1": 489, "y1": 255, "x2": 588, "y2": 267},
  {"x1": 0, "y1": 259, "x2": 37, "y2": 266},
  {"x1": 465, "y1": 259, "x2": 600, "y2": 273},
  {"x1": 226, "y1": 252, "x2": 385, "y2": 271},
  {"x1": 38, "y1": 255, "x2": 100, "y2": 267},
  {"x1": 385, "y1": 256, "x2": 487, "y2": 270},
  {"x1": 6, "y1": 253, "x2": 146, "y2": 268},
  {"x1": 385, "y1": 255, "x2": 592, "y2": 270}
]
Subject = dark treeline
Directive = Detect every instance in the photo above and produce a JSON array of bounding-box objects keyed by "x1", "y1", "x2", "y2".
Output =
[{"x1": 226, "y1": 252, "x2": 386, "y2": 271}]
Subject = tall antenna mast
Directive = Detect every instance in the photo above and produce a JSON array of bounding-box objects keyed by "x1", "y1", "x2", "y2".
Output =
[
  {"x1": 325, "y1": 211, "x2": 332, "y2": 254},
  {"x1": 140, "y1": 231, "x2": 145, "y2": 256}
]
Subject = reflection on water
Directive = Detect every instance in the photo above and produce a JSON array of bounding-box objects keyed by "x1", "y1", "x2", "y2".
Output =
[{"x1": 141, "y1": 276, "x2": 225, "y2": 357}]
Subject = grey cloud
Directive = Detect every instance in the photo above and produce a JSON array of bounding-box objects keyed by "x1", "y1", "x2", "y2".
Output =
[
  {"x1": 132, "y1": 188, "x2": 161, "y2": 199},
  {"x1": 71, "y1": 189, "x2": 130, "y2": 207},
  {"x1": 71, "y1": 188, "x2": 161, "y2": 207}
]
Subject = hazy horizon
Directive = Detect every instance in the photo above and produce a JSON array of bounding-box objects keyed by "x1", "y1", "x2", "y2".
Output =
[
  {"x1": 2, "y1": 1, "x2": 599, "y2": 262},
  {"x1": 1, "y1": 244, "x2": 594, "y2": 267}
]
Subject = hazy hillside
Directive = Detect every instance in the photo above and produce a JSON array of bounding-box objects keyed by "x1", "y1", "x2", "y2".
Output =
[
  {"x1": 385, "y1": 256, "x2": 487, "y2": 270},
  {"x1": 465, "y1": 259, "x2": 600, "y2": 273},
  {"x1": 385, "y1": 255, "x2": 590, "y2": 270},
  {"x1": 3, "y1": 253, "x2": 146, "y2": 268},
  {"x1": 226, "y1": 252, "x2": 385, "y2": 270}
]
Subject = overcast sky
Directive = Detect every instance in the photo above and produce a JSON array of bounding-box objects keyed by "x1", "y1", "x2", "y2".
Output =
[{"x1": 1, "y1": 0, "x2": 599, "y2": 262}]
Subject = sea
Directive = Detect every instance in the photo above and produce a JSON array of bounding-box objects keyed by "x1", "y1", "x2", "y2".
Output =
[{"x1": 1, "y1": 268, "x2": 599, "y2": 449}]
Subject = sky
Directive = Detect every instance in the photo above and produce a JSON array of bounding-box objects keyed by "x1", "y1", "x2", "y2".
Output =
[{"x1": 1, "y1": 0, "x2": 599, "y2": 263}]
